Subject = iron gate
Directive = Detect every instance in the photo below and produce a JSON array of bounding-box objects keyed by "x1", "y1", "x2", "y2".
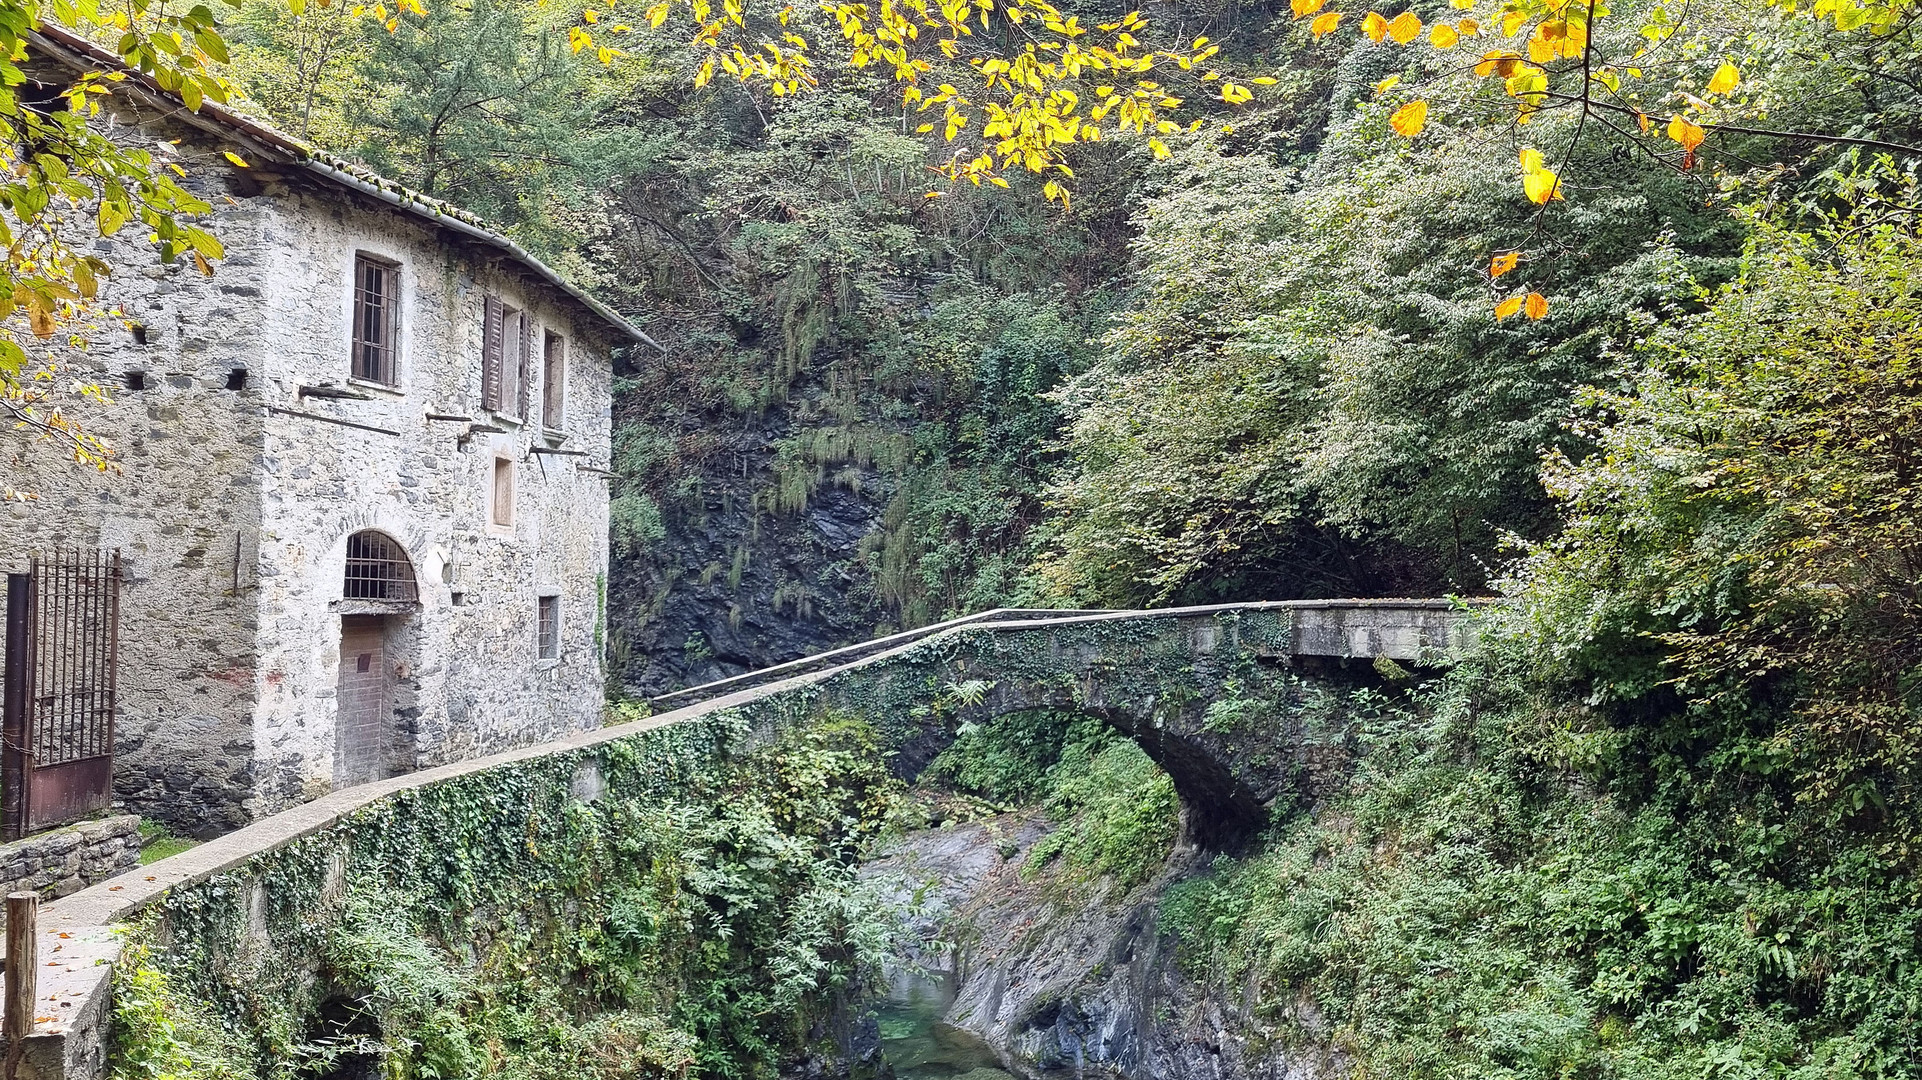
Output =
[{"x1": 1, "y1": 550, "x2": 122, "y2": 839}]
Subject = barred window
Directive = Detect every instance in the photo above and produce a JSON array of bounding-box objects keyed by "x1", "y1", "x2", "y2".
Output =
[
  {"x1": 537, "y1": 595, "x2": 560, "y2": 660},
  {"x1": 343, "y1": 531, "x2": 418, "y2": 602},
  {"x1": 352, "y1": 254, "x2": 401, "y2": 386}
]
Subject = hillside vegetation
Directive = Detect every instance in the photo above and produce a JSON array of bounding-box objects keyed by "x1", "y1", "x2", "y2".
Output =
[{"x1": 201, "y1": 0, "x2": 1922, "y2": 1074}]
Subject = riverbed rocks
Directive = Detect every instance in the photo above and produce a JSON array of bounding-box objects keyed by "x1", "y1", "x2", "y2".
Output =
[{"x1": 866, "y1": 816, "x2": 1346, "y2": 1080}]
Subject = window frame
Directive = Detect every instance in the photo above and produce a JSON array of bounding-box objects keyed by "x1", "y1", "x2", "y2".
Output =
[
  {"x1": 490, "y1": 455, "x2": 515, "y2": 530},
  {"x1": 482, "y1": 294, "x2": 534, "y2": 421},
  {"x1": 351, "y1": 253, "x2": 402, "y2": 387},
  {"x1": 537, "y1": 595, "x2": 561, "y2": 660},
  {"x1": 499, "y1": 305, "x2": 523, "y2": 420},
  {"x1": 541, "y1": 328, "x2": 566, "y2": 431}
]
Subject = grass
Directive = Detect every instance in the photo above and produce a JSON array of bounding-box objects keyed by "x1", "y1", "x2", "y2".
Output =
[{"x1": 137, "y1": 819, "x2": 199, "y2": 865}]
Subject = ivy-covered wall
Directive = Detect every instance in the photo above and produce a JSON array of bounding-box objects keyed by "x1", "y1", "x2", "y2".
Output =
[
  {"x1": 734, "y1": 606, "x2": 1367, "y2": 846},
  {"x1": 105, "y1": 705, "x2": 910, "y2": 1080}
]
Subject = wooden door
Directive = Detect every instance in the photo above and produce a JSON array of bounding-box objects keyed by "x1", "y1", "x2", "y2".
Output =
[{"x1": 335, "y1": 615, "x2": 392, "y2": 787}]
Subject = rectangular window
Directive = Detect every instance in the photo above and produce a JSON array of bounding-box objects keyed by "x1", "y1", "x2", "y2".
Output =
[
  {"x1": 502, "y1": 306, "x2": 523, "y2": 417},
  {"x1": 481, "y1": 295, "x2": 532, "y2": 419},
  {"x1": 491, "y1": 456, "x2": 514, "y2": 527},
  {"x1": 352, "y1": 254, "x2": 400, "y2": 386},
  {"x1": 537, "y1": 595, "x2": 560, "y2": 659},
  {"x1": 542, "y1": 330, "x2": 565, "y2": 430}
]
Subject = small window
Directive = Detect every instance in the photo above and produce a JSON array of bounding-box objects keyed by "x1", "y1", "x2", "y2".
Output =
[
  {"x1": 491, "y1": 456, "x2": 515, "y2": 527},
  {"x1": 352, "y1": 254, "x2": 401, "y2": 386},
  {"x1": 482, "y1": 296, "x2": 532, "y2": 418},
  {"x1": 542, "y1": 330, "x2": 565, "y2": 430},
  {"x1": 343, "y1": 531, "x2": 418, "y2": 602},
  {"x1": 537, "y1": 595, "x2": 560, "y2": 659}
]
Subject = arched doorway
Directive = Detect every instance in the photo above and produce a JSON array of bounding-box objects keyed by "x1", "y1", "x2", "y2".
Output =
[{"x1": 335, "y1": 531, "x2": 418, "y2": 787}]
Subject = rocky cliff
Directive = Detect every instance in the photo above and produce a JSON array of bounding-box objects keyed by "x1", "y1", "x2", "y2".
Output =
[
  {"x1": 604, "y1": 379, "x2": 903, "y2": 697},
  {"x1": 866, "y1": 815, "x2": 1346, "y2": 1080}
]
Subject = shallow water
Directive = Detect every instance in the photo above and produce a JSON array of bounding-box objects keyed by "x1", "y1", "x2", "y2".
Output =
[{"x1": 874, "y1": 968, "x2": 1016, "y2": 1080}]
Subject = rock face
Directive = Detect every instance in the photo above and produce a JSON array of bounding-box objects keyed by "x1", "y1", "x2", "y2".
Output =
[
  {"x1": 866, "y1": 817, "x2": 1345, "y2": 1080},
  {"x1": 604, "y1": 397, "x2": 900, "y2": 697}
]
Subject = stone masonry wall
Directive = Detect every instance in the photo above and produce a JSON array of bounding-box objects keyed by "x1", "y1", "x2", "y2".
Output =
[
  {"x1": 0, "y1": 816, "x2": 140, "y2": 908},
  {"x1": 1, "y1": 72, "x2": 271, "y2": 837},
  {"x1": 244, "y1": 187, "x2": 616, "y2": 814}
]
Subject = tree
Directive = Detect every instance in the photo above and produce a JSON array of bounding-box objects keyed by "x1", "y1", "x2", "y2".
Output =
[
  {"x1": 570, "y1": 0, "x2": 1919, "y2": 311},
  {"x1": 1513, "y1": 206, "x2": 1922, "y2": 828}
]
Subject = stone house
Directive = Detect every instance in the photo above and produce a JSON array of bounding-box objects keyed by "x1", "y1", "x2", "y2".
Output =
[{"x1": 1, "y1": 27, "x2": 654, "y2": 836}]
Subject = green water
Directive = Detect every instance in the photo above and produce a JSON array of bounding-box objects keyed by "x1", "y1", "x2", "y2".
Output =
[{"x1": 873, "y1": 971, "x2": 1016, "y2": 1080}]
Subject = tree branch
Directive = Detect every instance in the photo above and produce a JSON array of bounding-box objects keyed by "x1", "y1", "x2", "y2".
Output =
[{"x1": 1541, "y1": 91, "x2": 1922, "y2": 157}]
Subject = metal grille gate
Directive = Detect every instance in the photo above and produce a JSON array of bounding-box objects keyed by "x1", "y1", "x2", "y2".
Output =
[{"x1": 1, "y1": 550, "x2": 122, "y2": 839}]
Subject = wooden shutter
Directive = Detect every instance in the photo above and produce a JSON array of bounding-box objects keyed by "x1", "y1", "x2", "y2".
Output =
[
  {"x1": 542, "y1": 333, "x2": 565, "y2": 429},
  {"x1": 518, "y1": 314, "x2": 535, "y2": 421},
  {"x1": 482, "y1": 295, "x2": 503, "y2": 412}
]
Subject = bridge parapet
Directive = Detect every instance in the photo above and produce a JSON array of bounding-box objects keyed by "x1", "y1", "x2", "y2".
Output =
[
  {"x1": 652, "y1": 599, "x2": 1480, "y2": 709},
  {"x1": 1285, "y1": 599, "x2": 1478, "y2": 659}
]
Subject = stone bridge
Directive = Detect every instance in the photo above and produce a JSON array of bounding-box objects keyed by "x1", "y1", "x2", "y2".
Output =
[
  {"x1": 14, "y1": 599, "x2": 1480, "y2": 1078},
  {"x1": 687, "y1": 600, "x2": 1476, "y2": 846}
]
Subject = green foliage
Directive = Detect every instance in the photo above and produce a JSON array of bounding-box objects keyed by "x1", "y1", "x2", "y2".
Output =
[
  {"x1": 1026, "y1": 737, "x2": 1180, "y2": 889},
  {"x1": 928, "y1": 711, "x2": 1180, "y2": 888},
  {"x1": 228, "y1": 0, "x2": 665, "y2": 257},
  {"x1": 610, "y1": 493, "x2": 668, "y2": 558},
  {"x1": 1161, "y1": 636, "x2": 1922, "y2": 1078},
  {"x1": 926, "y1": 710, "x2": 1078, "y2": 805},
  {"x1": 109, "y1": 937, "x2": 251, "y2": 1080},
  {"x1": 137, "y1": 819, "x2": 200, "y2": 865},
  {"x1": 111, "y1": 713, "x2": 907, "y2": 1080},
  {"x1": 866, "y1": 289, "x2": 1092, "y2": 623},
  {"x1": 1512, "y1": 210, "x2": 1922, "y2": 833},
  {"x1": 1035, "y1": 115, "x2": 1734, "y2": 605}
]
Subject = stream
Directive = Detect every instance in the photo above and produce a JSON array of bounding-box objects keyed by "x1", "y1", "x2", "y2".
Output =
[{"x1": 873, "y1": 968, "x2": 1018, "y2": 1080}]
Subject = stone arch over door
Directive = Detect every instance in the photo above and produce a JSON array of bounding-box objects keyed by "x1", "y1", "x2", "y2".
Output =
[{"x1": 333, "y1": 530, "x2": 421, "y2": 788}]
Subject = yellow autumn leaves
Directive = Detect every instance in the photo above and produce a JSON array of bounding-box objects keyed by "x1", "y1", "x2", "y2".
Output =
[
  {"x1": 1362, "y1": 9, "x2": 1426, "y2": 42},
  {"x1": 1492, "y1": 146, "x2": 1564, "y2": 318},
  {"x1": 1489, "y1": 249, "x2": 1547, "y2": 320},
  {"x1": 1298, "y1": 4, "x2": 1487, "y2": 147},
  {"x1": 1519, "y1": 147, "x2": 1563, "y2": 203},
  {"x1": 1495, "y1": 292, "x2": 1550, "y2": 320},
  {"x1": 1291, "y1": 0, "x2": 1347, "y2": 37},
  {"x1": 625, "y1": 0, "x2": 1762, "y2": 216},
  {"x1": 1389, "y1": 100, "x2": 1427, "y2": 136}
]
